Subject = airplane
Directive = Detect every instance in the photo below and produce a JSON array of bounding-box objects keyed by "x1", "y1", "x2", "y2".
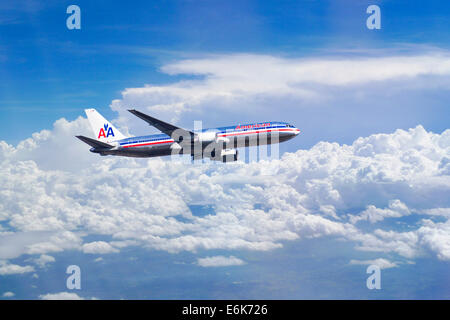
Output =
[{"x1": 76, "y1": 108, "x2": 300, "y2": 162}]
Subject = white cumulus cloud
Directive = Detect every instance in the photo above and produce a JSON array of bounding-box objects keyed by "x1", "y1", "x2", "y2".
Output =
[
  {"x1": 2, "y1": 292, "x2": 15, "y2": 298},
  {"x1": 349, "y1": 258, "x2": 398, "y2": 269},
  {"x1": 197, "y1": 256, "x2": 245, "y2": 267},
  {"x1": 349, "y1": 200, "x2": 410, "y2": 224},
  {"x1": 82, "y1": 241, "x2": 119, "y2": 254},
  {"x1": 39, "y1": 292, "x2": 96, "y2": 300},
  {"x1": 0, "y1": 261, "x2": 35, "y2": 275},
  {"x1": 32, "y1": 254, "x2": 55, "y2": 268}
]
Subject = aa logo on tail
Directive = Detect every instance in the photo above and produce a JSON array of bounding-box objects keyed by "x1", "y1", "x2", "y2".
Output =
[{"x1": 98, "y1": 124, "x2": 115, "y2": 139}]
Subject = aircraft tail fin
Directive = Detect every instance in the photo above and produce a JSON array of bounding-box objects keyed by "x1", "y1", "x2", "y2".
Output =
[
  {"x1": 76, "y1": 135, "x2": 114, "y2": 149},
  {"x1": 85, "y1": 108, "x2": 127, "y2": 143}
]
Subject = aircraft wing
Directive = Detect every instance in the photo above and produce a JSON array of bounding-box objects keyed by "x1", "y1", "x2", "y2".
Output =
[
  {"x1": 76, "y1": 135, "x2": 114, "y2": 149},
  {"x1": 128, "y1": 109, "x2": 196, "y2": 142}
]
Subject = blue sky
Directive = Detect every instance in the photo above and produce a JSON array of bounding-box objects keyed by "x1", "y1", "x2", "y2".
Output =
[
  {"x1": 1, "y1": 0, "x2": 449, "y2": 144},
  {"x1": 0, "y1": 1, "x2": 449, "y2": 300}
]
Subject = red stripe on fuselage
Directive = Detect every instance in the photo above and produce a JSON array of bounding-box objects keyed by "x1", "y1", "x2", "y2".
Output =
[
  {"x1": 122, "y1": 127, "x2": 299, "y2": 148},
  {"x1": 122, "y1": 140, "x2": 174, "y2": 148},
  {"x1": 218, "y1": 128, "x2": 299, "y2": 137}
]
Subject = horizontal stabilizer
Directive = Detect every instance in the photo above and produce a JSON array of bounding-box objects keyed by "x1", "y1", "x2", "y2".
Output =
[{"x1": 76, "y1": 135, "x2": 114, "y2": 149}]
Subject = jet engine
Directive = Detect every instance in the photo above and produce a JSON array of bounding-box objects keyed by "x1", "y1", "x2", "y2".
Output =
[{"x1": 210, "y1": 149, "x2": 238, "y2": 162}]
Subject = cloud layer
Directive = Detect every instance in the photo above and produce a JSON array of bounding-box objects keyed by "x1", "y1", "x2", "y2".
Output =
[
  {"x1": 0, "y1": 116, "x2": 449, "y2": 270},
  {"x1": 109, "y1": 52, "x2": 450, "y2": 129}
]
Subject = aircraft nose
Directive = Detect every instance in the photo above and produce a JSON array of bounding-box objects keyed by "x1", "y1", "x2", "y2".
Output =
[{"x1": 293, "y1": 128, "x2": 300, "y2": 135}]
